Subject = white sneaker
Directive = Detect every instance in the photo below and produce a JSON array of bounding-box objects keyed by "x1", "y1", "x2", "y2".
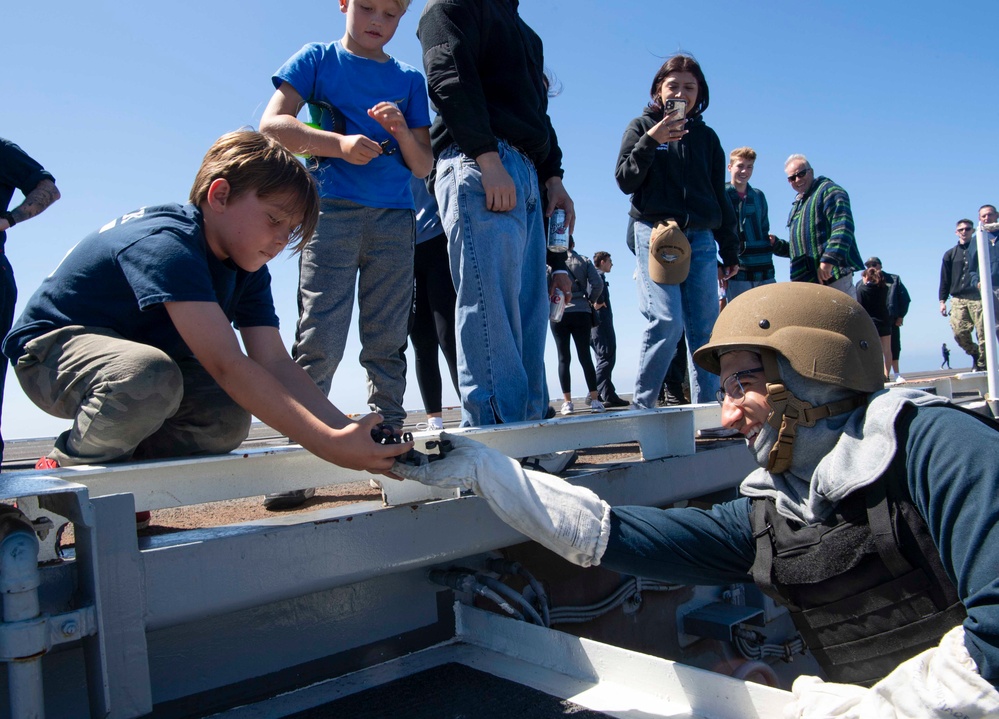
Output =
[
  {"x1": 416, "y1": 416, "x2": 445, "y2": 431},
  {"x1": 894, "y1": 375, "x2": 906, "y2": 383},
  {"x1": 560, "y1": 400, "x2": 574, "y2": 415},
  {"x1": 589, "y1": 398, "x2": 606, "y2": 413},
  {"x1": 520, "y1": 450, "x2": 578, "y2": 475}
]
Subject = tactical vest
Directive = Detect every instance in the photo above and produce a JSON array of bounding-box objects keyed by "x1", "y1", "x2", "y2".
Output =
[{"x1": 749, "y1": 406, "x2": 970, "y2": 687}]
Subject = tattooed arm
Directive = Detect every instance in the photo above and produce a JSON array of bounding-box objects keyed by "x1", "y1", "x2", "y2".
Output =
[{"x1": 1, "y1": 179, "x2": 61, "y2": 232}]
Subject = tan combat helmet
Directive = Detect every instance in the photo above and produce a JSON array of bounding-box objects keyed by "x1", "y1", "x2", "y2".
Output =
[{"x1": 693, "y1": 283, "x2": 884, "y2": 473}]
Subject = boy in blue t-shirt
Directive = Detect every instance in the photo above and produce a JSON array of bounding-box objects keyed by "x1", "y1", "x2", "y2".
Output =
[
  {"x1": 260, "y1": 0, "x2": 432, "y2": 431},
  {"x1": 4, "y1": 131, "x2": 412, "y2": 477}
]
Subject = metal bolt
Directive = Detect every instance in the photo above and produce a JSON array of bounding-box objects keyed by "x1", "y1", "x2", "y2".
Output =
[{"x1": 61, "y1": 621, "x2": 77, "y2": 638}]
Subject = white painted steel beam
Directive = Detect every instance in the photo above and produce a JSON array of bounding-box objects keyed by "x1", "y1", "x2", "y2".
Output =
[
  {"x1": 15, "y1": 406, "x2": 716, "y2": 512},
  {"x1": 139, "y1": 443, "x2": 753, "y2": 630},
  {"x1": 456, "y1": 604, "x2": 791, "y2": 718}
]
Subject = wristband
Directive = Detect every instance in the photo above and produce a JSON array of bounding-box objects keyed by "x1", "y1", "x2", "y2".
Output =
[{"x1": 1, "y1": 211, "x2": 15, "y2": 228}]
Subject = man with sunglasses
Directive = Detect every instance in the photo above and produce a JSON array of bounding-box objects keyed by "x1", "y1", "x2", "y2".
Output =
[
  {"x1": 394, "y1": 282, "x2": 999, "y2": 717},
  {"x1": 939, "y1": 219, "x2": 986, "y2": 370},
  {"x1": 972, "y1": 205, "x2": 999, "y2": 336},
  {"x1": 778, "y1": 154, "x2": 864, "y2": 296}
]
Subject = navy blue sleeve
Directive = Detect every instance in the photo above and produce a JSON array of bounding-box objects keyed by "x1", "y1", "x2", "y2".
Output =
[
  {"x1": 603, "y1": 498, "x2": 756, "y2": 585},
  {"x1": 232, "y1": 266, "x2": 279, "y2": 330},
  {"x1": 1, "y1": 139, "x2": 55, "y2": 203},
  {"x1": 904, "y1": 406, "x2": 999, "y2": 685}
]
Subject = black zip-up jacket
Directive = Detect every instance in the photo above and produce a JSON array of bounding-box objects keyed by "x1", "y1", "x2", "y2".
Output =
[
  {"x1": 939, "y1": 241, "x2": 980, "y2": 301},
  {"x1": 417, "y1": 0, "x2": 563, "y2": 182},
  {"x1": 615, "y1": 107, "x2": 738, "y2": 266}
]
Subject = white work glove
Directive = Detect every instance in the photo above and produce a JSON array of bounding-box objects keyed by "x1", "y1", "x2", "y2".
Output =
[
  {"x1": 391, "y1": 433, "x2": 611, "y2": 567},
  {"x1": 784, "y1": 626, "x2": 999, "y2": 718}
]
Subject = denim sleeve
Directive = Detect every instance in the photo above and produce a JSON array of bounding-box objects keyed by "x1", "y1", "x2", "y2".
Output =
[
  {"x1": 903, "y1": 406, "x2": 999, "y2": 686},
  {"x1": 602, "y1": 498, "x2": 756, "y2": 586}
]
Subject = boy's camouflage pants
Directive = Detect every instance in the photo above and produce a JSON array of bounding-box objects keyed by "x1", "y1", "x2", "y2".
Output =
[{"x1": 14, "y1": 326, "x2": 250, "y2": 466}]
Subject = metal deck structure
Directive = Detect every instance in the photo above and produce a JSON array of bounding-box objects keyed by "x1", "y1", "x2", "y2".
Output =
[{"x1": 0, "y1": 370, "x2": 991, "y2": 718}]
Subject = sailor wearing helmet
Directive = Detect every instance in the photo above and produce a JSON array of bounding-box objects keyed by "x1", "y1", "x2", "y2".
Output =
[{"x1": 394, "y1": 283, "x2": 999, "y2": 717}]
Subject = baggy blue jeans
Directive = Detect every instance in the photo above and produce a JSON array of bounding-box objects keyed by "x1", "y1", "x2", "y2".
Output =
[
  {"x1": 434, "y1": 142, "x2": 550, "y2": 426},
  {"x1": 631, "y1": 218, "x2": 721, "y2": 407}
]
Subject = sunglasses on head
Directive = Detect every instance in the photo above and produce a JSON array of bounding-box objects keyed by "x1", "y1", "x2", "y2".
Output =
[{"x1": 786, "y1": 169, "x2": 809, "y2": 182}]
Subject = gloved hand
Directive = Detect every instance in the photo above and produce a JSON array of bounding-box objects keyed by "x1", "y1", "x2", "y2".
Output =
[
  {"x1": 392, "y1": 433, "x2": 611, "y2": 567},
  {"x1": 784, "y1": 626, "x2": 999, "y2": 718}
]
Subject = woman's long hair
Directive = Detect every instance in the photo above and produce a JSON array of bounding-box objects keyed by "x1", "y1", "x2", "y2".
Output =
[{"x1": 648, "y1": 54, "x2": 709, "y2": 118}]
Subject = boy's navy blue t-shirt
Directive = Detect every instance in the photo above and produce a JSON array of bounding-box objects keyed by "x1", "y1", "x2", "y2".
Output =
[
  {"x1": 3, "y1": 203, "x2": 278, "y2": 363},
  {"x1": 272, "y1": 41, "x2": 431, "y2": 209}
]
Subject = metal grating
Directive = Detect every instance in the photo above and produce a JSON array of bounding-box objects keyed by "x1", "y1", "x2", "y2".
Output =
[{"x1": 284, "y1": 662, "x2": 613, "y2": 718}]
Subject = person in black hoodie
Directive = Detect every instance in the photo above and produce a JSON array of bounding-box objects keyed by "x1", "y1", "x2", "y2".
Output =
[{"x1": 615, "y1": 54, "x2": 738, "y2": 407}]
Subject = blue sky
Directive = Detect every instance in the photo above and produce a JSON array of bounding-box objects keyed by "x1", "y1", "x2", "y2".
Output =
[{"x1": 3, "y1": 0, "x2": 997, "y2": 439}]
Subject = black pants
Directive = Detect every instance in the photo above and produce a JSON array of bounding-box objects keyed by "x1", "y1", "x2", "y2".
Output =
[
  {"x1": 0, "y1": 254, "x2": 16, "y2": 464},
  {"x1": 590, "y1": 304, "x2": 617, "y2": 400},
  {"x1": 409, "y1": 234, "x2": 459, "y2": 414},
  {"x1": 551, "y1": 312, "x2": 599, "y2": 394}
]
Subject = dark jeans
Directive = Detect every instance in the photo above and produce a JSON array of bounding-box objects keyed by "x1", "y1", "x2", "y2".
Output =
[
  {"x1": 550, "y1": 312, "x2": 599, "y2": 394},
  {"x1": 409, "y1": 234, "x2": 459, "y2": 414},
  {"x1": 590, "y1": 304, "x2": 617, "y2": 400},
  {"x1": 0, "y1": 254, "x2": 16, "y2": 465}
]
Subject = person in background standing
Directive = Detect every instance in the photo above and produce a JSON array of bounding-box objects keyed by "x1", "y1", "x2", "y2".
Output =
[
  {"x1": 551, "y1": 237, "x2": 605, "y2": 415},
  {"x1": 0, "y1": 137, "x2": 61, "y2": 467},
  {"x1": 408, "y1": 176, "x2": 459, "y2": 431},
  {"x1": 615, "y1": 53, "x2": 739, "y2": 407},
  {"x1": 723, "y1": 147, "x2": 788, "y2": 301},
  {"x1": 589, "y1": 251, "x2": 628, "y2": 408},
  {"x1": 863, "y1": 257, "x2": 910, "y2": 380},
  {"x1": 418, "y1": 0, "x2": 574, "y2": 428},
  {"x1": 940, "y1": 219, "x2": 986, "y2": 371},
  {"x1": 777, "y1": 154, "x2": 864, "y2": 295}
]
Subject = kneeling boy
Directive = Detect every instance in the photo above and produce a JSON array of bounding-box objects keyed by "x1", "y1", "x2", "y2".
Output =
[{"x1": 3, "y1": 130, "x2": 411, "y2": 473}]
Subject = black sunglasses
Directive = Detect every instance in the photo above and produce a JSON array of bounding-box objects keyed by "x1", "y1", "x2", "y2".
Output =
[{"x1": 786, "y1": 169, "x2": 809, "y2": 182}]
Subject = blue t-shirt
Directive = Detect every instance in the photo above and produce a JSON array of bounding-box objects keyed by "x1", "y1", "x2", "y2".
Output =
[
  {"x1": 273, "y1": 41, "x2": 431, "y2": 209},
  {"x1": 3, "y1": 203, "x2": 279, "y2": 363}
]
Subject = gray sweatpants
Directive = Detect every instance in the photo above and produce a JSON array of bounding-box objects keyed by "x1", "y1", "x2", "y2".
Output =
[
  {"x1": 14, "y1": 326, "x2": 250, "y2": 466},
  {"x1": 291, "y1": 197, "x2": 414, "y2": 427}
]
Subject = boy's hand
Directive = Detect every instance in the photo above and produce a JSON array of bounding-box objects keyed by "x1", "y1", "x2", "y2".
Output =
[
  {"x1": 329, "y1": 414, "x2": 413, "y2": 473},
  {"x1": 338, "y1": 134, "x2": 383, "y2": 165},
  {"x1": 368, "y1": 102, "x2": 410, "y2": 137}
]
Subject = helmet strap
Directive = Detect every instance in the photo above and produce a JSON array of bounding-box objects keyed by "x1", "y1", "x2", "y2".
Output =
[{"x1": 759, "y1": 350, "x2": 868, "y2": 474}]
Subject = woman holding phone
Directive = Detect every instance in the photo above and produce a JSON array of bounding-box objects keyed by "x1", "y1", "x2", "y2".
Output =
[{"x1": 615, "y1": 54, "x2": 739, "y2": 407}]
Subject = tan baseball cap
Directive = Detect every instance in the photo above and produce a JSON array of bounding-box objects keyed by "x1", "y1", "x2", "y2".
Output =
[{"x1": 649, "y1": 220, "x2": 691, "y2": 284}]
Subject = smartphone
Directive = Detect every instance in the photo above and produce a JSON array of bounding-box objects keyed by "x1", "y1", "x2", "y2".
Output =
[{"x1": 664, "y1": 98, "x2": 687, "y2": 121}]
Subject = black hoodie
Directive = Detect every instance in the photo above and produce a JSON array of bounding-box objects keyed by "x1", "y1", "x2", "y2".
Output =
[{"x1": 615, "y1": 106, "x2": 738, "y2": 265}]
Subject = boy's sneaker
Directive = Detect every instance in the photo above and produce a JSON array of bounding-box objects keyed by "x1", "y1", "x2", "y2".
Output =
[
  {"x1": 135, "y1": 511, "x2": 151, "y2": 530},
  {"x1": 560, "y1": 401, "x2": 574, "y2": 415},
  {"x1": 263, "y1": 488, "x2": 316, "y2": 511},
  {"x1": 589, "y1": 398, "x2": 606, "y2": 413},
  {"x1": 520, "y1": 449, "x2": 577, "y2": 475},
  {"x1": 602, "y1": 394, "x2": 630, "y2": 408},
  {"x1": 35, "y1": 456, "x2": 60, "y2": 470}
]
